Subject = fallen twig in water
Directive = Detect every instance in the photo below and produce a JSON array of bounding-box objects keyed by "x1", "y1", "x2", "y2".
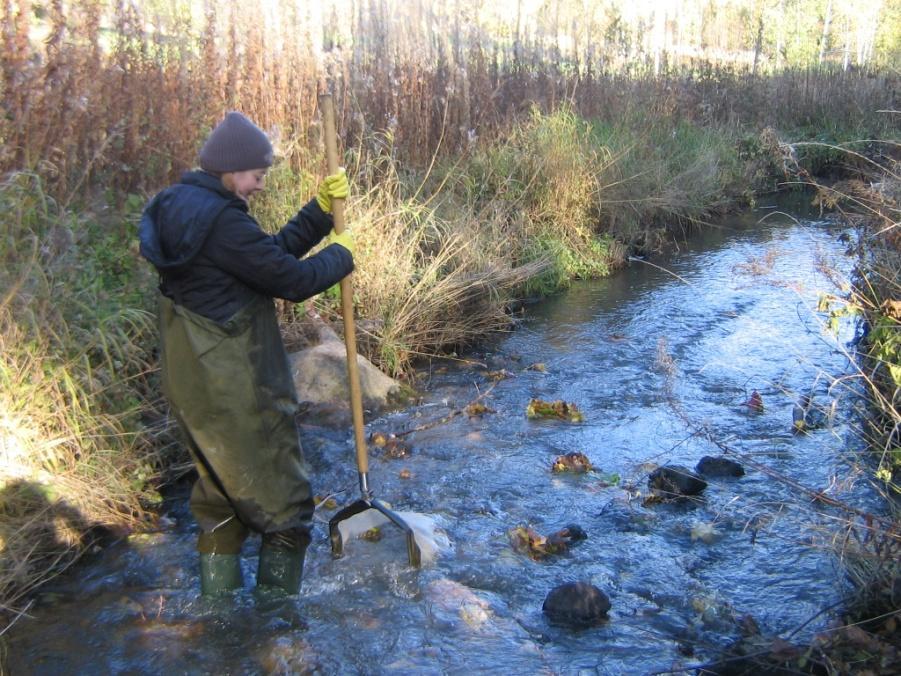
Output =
[
  {"x1": 664, "y1": 392, "x2": 895, "y2": 535},
  {"x1": 0, "y1": 599, "x2": 34, "y2": 637},
  {"x1": 393, "y1": 381, "x2": 499, "y2": 438}
]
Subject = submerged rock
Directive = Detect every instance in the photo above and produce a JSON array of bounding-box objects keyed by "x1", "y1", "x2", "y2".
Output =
[
  {"x1": 648, "y1": 465, "x2": 707, "y2": 497},
  {"x1": 543, "y1": 582, "x2": 610, "y2": 627},
  {"x1": 690, "y1": 521, "x2": 721, "y2": 544},
  {"x1": 423, "y1": 579, "x2": 495, "y2": 631},
  {"x1": 695, "y1": 456, "x2": 745, "y2": 478},
  {"x1": 258, "y1": 635, "x2": 320, "y2": 674},
  {"x1": 551, "y1": 524, "x2": 587, "y2": 544},
  {"x1": 792, "y1": 394, "x2": 830, "y2": 433},
  {"x1": 369, "y1": 431, "x2": 414, "y2": 457},
  {"x1": 600, "y1": 502, "x2": 657, "y2": 535}
]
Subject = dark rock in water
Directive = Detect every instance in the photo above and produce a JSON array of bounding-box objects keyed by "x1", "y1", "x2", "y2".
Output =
[
  {"x1": 648, "y1": 465, "x2": 707, "y2": 496},
  {"x1": 543, "y1": 582, "x2": 610, "y2": 627},
  {"x1": 696, "y1": 456, "x2": 745, "y2": 478},
  {"x1": 558, "y1": 524, "x2": 587, "y2": 541},
  {"x1": 547, "y1": 524, "x2": 587, "y2": 549}
]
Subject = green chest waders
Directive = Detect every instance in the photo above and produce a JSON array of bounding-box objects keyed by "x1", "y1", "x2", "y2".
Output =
[{"x1": 158, "y1": 295, "x2": 314, "y2": 594}]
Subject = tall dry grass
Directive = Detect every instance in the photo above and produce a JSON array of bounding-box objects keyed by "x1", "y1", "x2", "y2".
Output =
[
  {"x1": 776, "y1": 137, "x2": 901, "y2": 625},
  {"x1": 0, "y1": 172, "x2": 166, "y2": 622},
  {"x1": 338, "y1": 154, "x2": 550, "y2": 375}
]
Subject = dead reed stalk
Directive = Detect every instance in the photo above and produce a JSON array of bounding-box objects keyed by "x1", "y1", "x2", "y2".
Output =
[{"x1": 0, "y1": 2, "x2": 895, "y2": 200}]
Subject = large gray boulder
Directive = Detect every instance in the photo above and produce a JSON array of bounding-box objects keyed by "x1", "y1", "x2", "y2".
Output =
[{"x1": 288, "y1": 318, "x2": 403, "y2": 416}]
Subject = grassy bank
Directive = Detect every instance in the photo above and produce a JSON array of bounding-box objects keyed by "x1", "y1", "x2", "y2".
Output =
[
  {"x1": 0, "y1": 173, "x2": 169, "y2": 619},
  {"x1": 762, "y1": 140, "x2": 900, "y2": 673}
]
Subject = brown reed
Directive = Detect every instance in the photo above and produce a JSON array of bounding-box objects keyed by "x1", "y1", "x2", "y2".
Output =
[{"x1": 0, "y1": 2, "x2": 896, "y2": 203}]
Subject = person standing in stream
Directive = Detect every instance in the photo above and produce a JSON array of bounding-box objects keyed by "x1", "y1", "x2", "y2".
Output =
[{"x1": 139, "y1": 111, "x2": 355, "y2": 596}]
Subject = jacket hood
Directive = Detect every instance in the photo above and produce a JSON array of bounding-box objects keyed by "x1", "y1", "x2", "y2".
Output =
[{"x1": 139, "y1": 171, "x2": 245, "y2": 271}]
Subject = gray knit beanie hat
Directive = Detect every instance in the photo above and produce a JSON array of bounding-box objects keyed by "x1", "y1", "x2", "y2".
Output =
[{"x1": 199, "y1": 112, "x2": 274, "y2": 173}]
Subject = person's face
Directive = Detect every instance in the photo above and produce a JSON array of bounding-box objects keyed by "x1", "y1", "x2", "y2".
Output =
[{"x1": 226, "y1": 168, "x2": 267, "y2": 201}]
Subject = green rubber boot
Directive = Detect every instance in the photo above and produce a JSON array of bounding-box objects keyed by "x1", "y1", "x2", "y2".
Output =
[
  {"x1": 199, "y1": 553, "x2": 243, "y2": 596},
  {"x1": 257, "y1": 543, "x2": 305, "y2": 595}
]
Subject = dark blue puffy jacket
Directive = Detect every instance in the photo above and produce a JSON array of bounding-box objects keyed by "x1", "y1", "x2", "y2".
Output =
[{"x1": 139, "y1": 171, "x2": 353, "y2": 323}]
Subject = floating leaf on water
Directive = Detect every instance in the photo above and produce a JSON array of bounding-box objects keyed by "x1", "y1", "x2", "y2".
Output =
[
  {"x1": 360, "y1": 527, "x2": 382, "y2": 541},
  {"x1": 526, "y1": 398, "x2": 584, "y2": 422},
  {"x1": 399, "y1": 469, "x2": 412, "y2": 480},
  {"x1": 509, "y1": 526, "x2": 549, "y2": 559},
  {"x1": 465, "y1": 402, "x2": 494, "y2": 417},
  {"x1": 642, "y1": 494, "x2": 665, "y2": 507},
  {"x1": 382, "y1": 438, "x2": 411, "y2": 459},
  {"x1": 509, "y1": 525, "x2": 570, "y2": 559},
  {"x1": 313, "y1": 495, "x2": 338, "y2": 510},
  {"x1": 526, "y1": 363, "x2": 547, "y2": 372},
  {"x1": 551, "y1": 452, "x2": 593, "y2": 473},
  {"x1": 743, "y1": 390, "x2": 764, "y2": 413},
  {"x1": 486, "y1": 369, "x2": 513, "y2": 381},
  {"x1": 597, "y1": 472, "x2": 621, "y2": 487},
  {"x1": 128, "y1": 533, "x2": 162, "y2": 544}
]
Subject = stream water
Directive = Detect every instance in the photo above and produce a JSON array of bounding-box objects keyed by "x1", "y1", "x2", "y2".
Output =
[{"x1": 6, "y1": 200, "x2": 884, "y2": 674}]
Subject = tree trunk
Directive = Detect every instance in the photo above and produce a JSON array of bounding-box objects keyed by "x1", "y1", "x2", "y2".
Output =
[
  {"x1": 776, "y1": 0, "x2": 785, "y2": 68},
  {"x1": 752, "y1": 13, "x2": 764, "y2": 75},
  {"x1": 818, "y1": 0, "x2": 833, "y2": 64},
  {"x1": 514, "y1": 0, "x2": 522, "y2": 63},
  {"x1": 652, "y1": 6, "x2": 666, "y2": 76}
]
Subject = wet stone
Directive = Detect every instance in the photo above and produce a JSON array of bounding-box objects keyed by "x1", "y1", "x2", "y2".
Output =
[
  {"x1": 601, "y1": 503, "x2": 656, "y2": 535},
  {"x1": 554, "y1": 524, "x2": 587, "y2": 542},
  {"x1": 542, "y1": 581, "x2": 611, "y2": 627},
  {"x1": 648, "y1": 465, "x2": 707, "y2": 497},
  {"x1": 695, "y1": 455, "x2": 745, "y2": 477}
]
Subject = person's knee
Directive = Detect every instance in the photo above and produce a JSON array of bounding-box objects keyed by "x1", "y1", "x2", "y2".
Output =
[
  {"x1": 262, "y1": 527, "x2": 311, "y2": 553},
  {"x1": 196, "y1": 516, "x2": 250, "y2": 554}
]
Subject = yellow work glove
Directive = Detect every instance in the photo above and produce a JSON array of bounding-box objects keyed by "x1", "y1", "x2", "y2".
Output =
[
  {"x1": 328, "y1": 229, "x2": 354, "y2": 256},
  {"x1": 315, "y1": 168, "x2": 349, "y2": 214},
  {"x1": 325, "y1": 230, "x2": 354, "y2": 299}
]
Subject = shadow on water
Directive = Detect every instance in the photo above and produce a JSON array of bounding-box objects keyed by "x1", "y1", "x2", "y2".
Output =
[
  {"x1": 0, "y1": 479, "x2": 108, "y2": 668},
  {"x1": 3, "y1": 201, "x2": 887, "y2": 674},
  {"x1": 1, "y1": 475, "x2": 342, "y2": 674}
]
